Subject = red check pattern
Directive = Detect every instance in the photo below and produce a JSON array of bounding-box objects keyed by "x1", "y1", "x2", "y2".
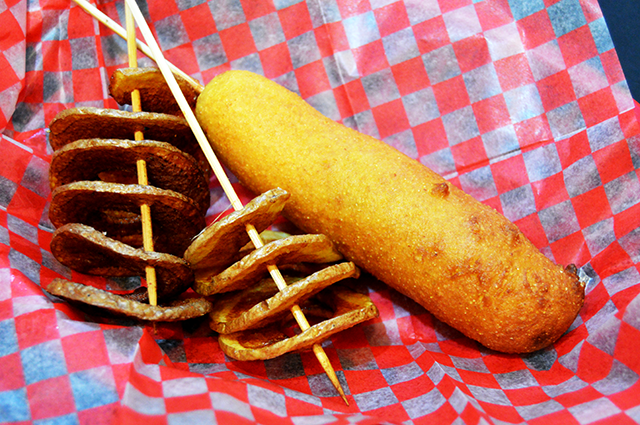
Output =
[{"x1": 1, "y1": 0, "x2": 640, "y2": 423}]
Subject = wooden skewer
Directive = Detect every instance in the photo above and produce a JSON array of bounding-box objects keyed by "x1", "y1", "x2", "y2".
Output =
[
  {"x1": 124, "y1": 3, "x2": 157, "y2": 307},
  {"x1": 71, "y1": 0, "x2": 203, "y2": 93},
  {"x1": 122, "y1": 0, "x2": 348, "y2": 405}
]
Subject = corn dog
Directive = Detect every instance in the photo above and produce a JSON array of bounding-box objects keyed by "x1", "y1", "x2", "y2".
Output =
[{"x1": 195, "y1": 70, "x2": 585, "y2": 353}]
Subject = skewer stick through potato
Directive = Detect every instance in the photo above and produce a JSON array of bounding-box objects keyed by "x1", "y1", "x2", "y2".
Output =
[
  {"x1": 124, "y1": 3, "x2": 157, "y2": 306},
  {"x1": 122, "y1": 0, "x2": 349, "y2": 404},
  {"x1": 71, "y1": 0, "x2": 203, "y2": 93}
]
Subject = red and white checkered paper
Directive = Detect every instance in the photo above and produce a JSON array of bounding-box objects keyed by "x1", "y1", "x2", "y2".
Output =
[{"x1": 1, "y1": 0, "x2": 640, "y2": 423}]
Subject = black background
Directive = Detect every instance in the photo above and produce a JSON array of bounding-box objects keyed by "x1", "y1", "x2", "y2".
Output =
[{"x1": 599, "y1": 0, "x2": 640, "y2": 102}]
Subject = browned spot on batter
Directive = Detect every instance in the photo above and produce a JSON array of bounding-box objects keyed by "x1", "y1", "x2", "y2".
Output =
[
  {"x1": 430, "y1": 182, "x2": 449, "y2": 198},
  {"x1": 522, "y1": 271, "x2": 533, "y2": 293},
  {"x1": 466, "y1": 215, "x2": 484, "y2": 241},
  {"x1": 565, "y1": 264, "x2": 578, "y2": 276},
  {"x1": 538, "y1": 276, "x2": 550, "y2": 294},
  {"x1": 468, "y1": 215, "x2": 480, "y2": 228},
  {"x1": 447, "y1": 259, "x2": 487, "y2": 292},
  {"x1": 565, "y1": 264, "x2": 586, "y2": 292},
  {"x1": 415, "y1": 243, "x2": 442, "y2": 262},
  {"x1": 530, "y1": 330, "x2": 552, "y2": 350},
  {"x1": 502, "y1": 222, "x2": 524, "y2": 248}
]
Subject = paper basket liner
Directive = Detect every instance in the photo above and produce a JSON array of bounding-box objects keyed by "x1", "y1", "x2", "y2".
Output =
[{"x1": 1, "y1": 0, "x2": 639, "y2": 424}]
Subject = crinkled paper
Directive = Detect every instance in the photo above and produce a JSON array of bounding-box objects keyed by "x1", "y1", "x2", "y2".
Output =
[{"x1": 1, "y1": 0, "x2": 639, "y2": 424}]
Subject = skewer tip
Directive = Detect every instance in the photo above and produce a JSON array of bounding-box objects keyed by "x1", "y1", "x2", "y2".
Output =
[{"x1": 312, "y1": 344, "x2": 349, "y2": 406}]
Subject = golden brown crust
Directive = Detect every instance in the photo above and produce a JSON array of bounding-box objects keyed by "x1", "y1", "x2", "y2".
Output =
[
  {"x1": 195, "y1": 70, "x2": 586, "y2": 353},
  {"x1": 49, "y1": 138, "x2": 210, "y2": 214}
]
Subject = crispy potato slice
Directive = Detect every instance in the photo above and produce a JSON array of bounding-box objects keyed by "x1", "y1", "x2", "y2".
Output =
[
  {"x1": 210, "y1": 261, "x2": 359, "y2": 334},
  {"x1": 109, "y1": 67, "x2": 199, "y2": 115},
  {"x1": 239, "y1": 230, "x2": 291, "y2": 252},
  {"x1": 49, "y1": 181, "x2": 205, "y2": 256},
  {"x1": 48, "y1": 107, "x2": 209, "y2": 174},
  {"x1": 47, "y1": 278, "x2": 212, "y2": 321},
  {"x1": 49, "y1": 107, "x2": 195, "y2": 151},
  {"x1": 184, "y1": 188, "x2": 290, "y2": 271},
  {"x1": 218, "y1": 284, "x2": 379, "y2": 360},
  {"x1": 49, "y1": 139, "x2": 210, "y2": 214},
  {"x1": 50, "y1": 223, "x2": 194, "y2": 303},
  {"x1": 193, "y1": 234, "x2": 343, "y2": 295}
]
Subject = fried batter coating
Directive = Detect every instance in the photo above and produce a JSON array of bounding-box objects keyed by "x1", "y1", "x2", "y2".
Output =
[{"x1": 195, "y1": 70, "x2": 585, "y2": 353}]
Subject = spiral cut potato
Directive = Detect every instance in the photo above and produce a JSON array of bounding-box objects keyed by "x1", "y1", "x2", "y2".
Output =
[
  {"x1": 47, "y1": 278, "x2": 213, "y2": 322},
  {"x1": 46, "y1": 67, "x2": 211, "y2": 319},
  {"x1": 50, "y1": 223, "x2": 196, "y2": 301},
  {"x1": 109, "y1": 67, "x2": 200, "y2": 115},
  {"x1": 195, "y1": 70, "x2": 586, "y2": 354},
  {"x1": 47, "y1": 66, "x2": 380, "y2": 358},
  {"x1": 184, "y1": 187, "x2": 292, "y2": 273},
  {"x1": 218, "y1": 283, "x2": 378, "y2": 361},
  {"x1": 49, "y1": 138, "x2": 210, "y2": 214},
  {"x1": 209, "y1": 263, "x2": 359, "y2": 334},
  {"x1": 183, "y1": 187, "x2": 379, "y2": 360}
]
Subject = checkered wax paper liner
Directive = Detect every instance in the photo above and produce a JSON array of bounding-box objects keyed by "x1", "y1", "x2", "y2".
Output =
[{"x1": 1, "y1": 0, "x2": 640, "y2": 423}]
